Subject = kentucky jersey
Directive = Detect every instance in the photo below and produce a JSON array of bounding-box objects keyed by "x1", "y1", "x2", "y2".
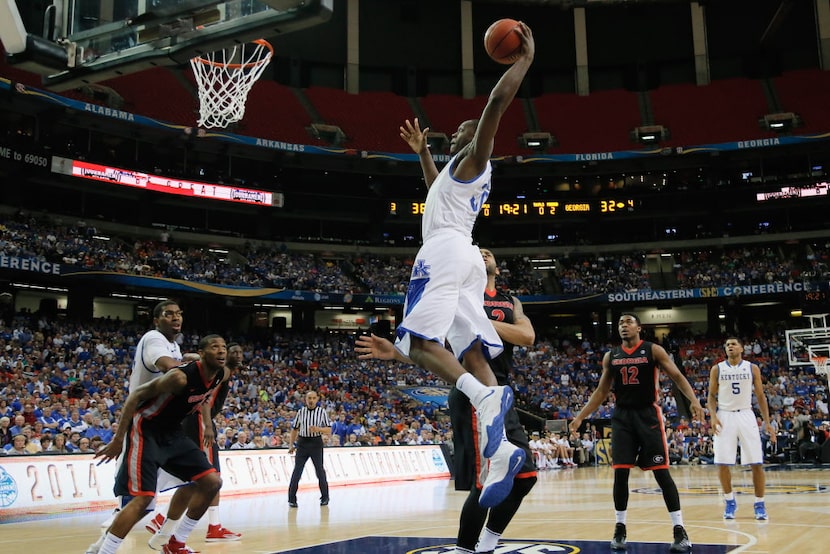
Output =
[
  {"x1": 421, "y1": 154, "x2": 492, "y2": 241},
  {"x1": 135, "y1": 361, "x2": 223, "y2": 427},
  {"x1": 483, "y1": 289, "x2": 515, "y2": 385},
  {"x1": 716, "y1": 359, "x2": 753, "y2": 411},
  {"x1": 129, "y1": 329, "x2": 183, "y2": 391},
  {"x1": 609, "y1": 340, "x2": 659, "y2": 408}
]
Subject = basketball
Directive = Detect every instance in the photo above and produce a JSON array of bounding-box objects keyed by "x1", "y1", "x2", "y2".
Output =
[{"x1": 484, "y1": 19, "x2": 521, "y2": 64}]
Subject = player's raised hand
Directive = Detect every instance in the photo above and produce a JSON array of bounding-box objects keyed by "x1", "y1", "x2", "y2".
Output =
[
  {"x1": 400, "y1": 118, "x2": 429, "y2": 154},
  {"x1": 514, "y1": 21, "x2": 535, "y2": 61}
]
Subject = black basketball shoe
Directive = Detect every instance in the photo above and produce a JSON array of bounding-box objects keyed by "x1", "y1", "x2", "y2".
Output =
[
  {"x1": 610, "y1": 522, "x2": 627, "y2": 551},
  {"x1": 670, "y1": 525, "x2": 692, "y2": 553}
]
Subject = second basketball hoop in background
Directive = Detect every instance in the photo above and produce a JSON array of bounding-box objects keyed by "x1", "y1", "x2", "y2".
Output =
[
  {"x1": 811, "y1": 355, "x2": 829, "y2": 379},
  {"x1": 190, "y1": 39, "x2": 274, "y2": 129}
]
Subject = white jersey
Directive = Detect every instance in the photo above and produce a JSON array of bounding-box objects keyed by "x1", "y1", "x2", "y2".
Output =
[
  {"x1": 421, "y1": 154, "x2": 492, "y2": 242},
  {"x1": 716, "y1": 359, "x2": 754, "y2": 411},
  {"x1": 129, "y1": 329, "x2": 182, "y2": 391}
]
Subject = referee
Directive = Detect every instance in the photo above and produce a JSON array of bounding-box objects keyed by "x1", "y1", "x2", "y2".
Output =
[{"x1": 288, "y1": 390, "x2": 332, "y2": 507}]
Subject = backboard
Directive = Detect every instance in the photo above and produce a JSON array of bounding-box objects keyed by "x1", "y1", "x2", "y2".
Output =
[
  {"x1": 0, "y1": 0, "x2": 333, "y2": 91},
  {"x1": 785, "y1": 313, "x2": 830, "y2": 367},
  {"x1": 545, "y1": 419, "x2": 569, "y2": 435}
]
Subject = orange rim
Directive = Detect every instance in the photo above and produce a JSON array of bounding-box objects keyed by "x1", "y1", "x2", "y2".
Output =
[{"x1": 192, "y1": 39, "x2": 273, "y2": 70}]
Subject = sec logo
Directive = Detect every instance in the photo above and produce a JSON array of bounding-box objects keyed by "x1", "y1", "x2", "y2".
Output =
[{"x1": 408, "y1": 542, "x2": 580, "y2": 553}]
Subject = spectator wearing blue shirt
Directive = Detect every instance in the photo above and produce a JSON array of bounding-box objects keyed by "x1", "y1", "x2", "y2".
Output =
[
  {"x1": 9, "y1": 414, "x2": 26, "y2": 437},
  {"x1": 39, "y1": 409, "x2": 61, "y2": 432},
  {"x1": 84, "y1": 416, "x2": 109, "y2": 442},
  {"x1": 331, "y1": 413, "x2": 349, "y2": 445},
  {"x1": 65, "y1": 409, "x2": 87, "y2": 434},
  {"x1": 66, "y1": 430, "x2": 82, "y2": 452}
]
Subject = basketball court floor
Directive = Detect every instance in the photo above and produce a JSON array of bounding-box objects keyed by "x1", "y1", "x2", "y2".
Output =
[{"x1": 3, "y1": 463, "x2": 826, "y2": 553}]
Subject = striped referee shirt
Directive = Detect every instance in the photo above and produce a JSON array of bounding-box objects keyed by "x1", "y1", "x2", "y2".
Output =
[{"x1": 292, "y1": 406, "x2": 331, "y2": 438}]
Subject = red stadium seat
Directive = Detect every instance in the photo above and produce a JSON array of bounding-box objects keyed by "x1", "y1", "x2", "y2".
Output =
[
  {"x1": 534, "y1": 89, "x2": 640, "y2": 154},
  {"x1": 103, "y1": 68, "x2": 197, "y2": 126},
  {"x1": 304, "y1": 87, "x2": 411, "y2": 151},
  {"x1": 420, "y1": 93, "x2": 528, "y2": 156},
  {"x1": 650, "y1": 78, "x2": 774, "y2": 147},
  {"x1": 774, "y1": 69, "x2": 830, "y2": 134},
  {"x1": 240, "y1": 81, "x2": 314, "y2": 145}
]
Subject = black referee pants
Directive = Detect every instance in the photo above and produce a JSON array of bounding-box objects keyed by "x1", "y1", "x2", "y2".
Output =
[{"x1": 288, "y1": 436, "x2": 329, "y2": 503}]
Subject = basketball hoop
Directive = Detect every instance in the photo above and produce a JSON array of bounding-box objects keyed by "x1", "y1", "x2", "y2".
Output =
[
  {"x1": 190, "y1": 39, "x2": 273, "y2": 129},
  {"x1": 811, "y1": 356, "x2": 829, "y2": 379}
]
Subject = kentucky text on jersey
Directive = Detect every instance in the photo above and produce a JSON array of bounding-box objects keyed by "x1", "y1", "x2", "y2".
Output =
[{"x1": 719, "y1": 371, "x2": 752, "y2": 381}]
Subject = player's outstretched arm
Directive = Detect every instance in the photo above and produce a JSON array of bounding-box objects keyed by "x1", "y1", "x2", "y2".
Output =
[
  {"x1": 752, "y1": 363, "x2": 776, "y2": 443},
  {"x1": 707, "y1": 364, "x2": 721, "y2": 433},
  {"x1": 95, "y1": 369, "x2": 188, "y2": 462},
  {"x1": 355, "y1": 333, "x2": 414, "y2": 364},
  {"x1": 570, "y1": 351, "x2": 613, "y2": 434},
  {"x1": 400, "y1": 118, "x2": 439, "y2": 188},
  {"x1": 457, "y1": 22, "x2": 534, "y2": 181},
  {"x1": 490, "y1": 296, "x2": 535, "y2": 346},
  {"x1": 655, "y1": 344, "x2": 704, "y2": 422}
]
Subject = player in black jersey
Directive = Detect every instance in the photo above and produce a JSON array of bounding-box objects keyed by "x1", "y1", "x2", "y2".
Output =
[
  {"x1": 450, "y1": 248, "x2": 537, "y2": 553},
  {"x1": 570, "y1": 314, "x2": 703, "y2": 553},
  {"x1": 93, "y1": 335, "x2": 227, "y2": 554},
  {"x1": 145, "y1": 343, "x2": 242, "y2": 549},
  {"x1": 356, "y1": 248, "x2": 537, "y2": 553}
]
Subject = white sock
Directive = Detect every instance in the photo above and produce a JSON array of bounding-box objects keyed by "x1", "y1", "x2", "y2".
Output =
[
  {"x1": 456, "y1": 373, "x2": 490, "y2": 407},
  {"x1": 158, "y1": 516, "x2": 178, "y2": 536},
  {"x1": 173, "y1": 515, "x2": 199, "y2": 543},
  {"x1": 90, "y1": 531, "x2": 106, "y2": 550},
  {"x1": 615, "y1": 510, "x2": 627, "y2": 524},
  {"x1": 755, "y1": 496, "x2": 764, "y2": 504},
  {"x1": 724, "y1": 492, "x2": 735, "y2": 501},
  {"x1": 98, "y1": 533, "x2": 123, "y2": 554},
  {"x1": 670, "y1": 510, "x2": 684, "y2": 527},
  {"x1": 208, "y1": 506, "x2": 220, "y2": 525},
  {"x1": 476, "y1": 527, "x2": 501, "y2": 552}
]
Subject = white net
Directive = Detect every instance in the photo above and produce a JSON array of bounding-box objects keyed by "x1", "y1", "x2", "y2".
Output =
[
  {"x1": 811, "y1": 356, "x2": 829, "y2": 379},
  {"x1": 190, "y1": 39, "x2": 273, "y2": 129}
]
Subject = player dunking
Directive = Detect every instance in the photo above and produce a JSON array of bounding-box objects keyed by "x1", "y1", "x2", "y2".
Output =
[
  {"x1": 356, "y1": 248, "x2": 538, "y2": 551},
  {"x1": 393, "y1": 22, "x2": 534, "y2": 508},
  {"x1": 92, "y1": 335, "x2": 227, "y2": 554},
  {"x1": 708, "y1": 336, "x2": 774, "y2": 520},
  {"x1": 570, "y1": 313, "x2": 704, "y2": 553}
]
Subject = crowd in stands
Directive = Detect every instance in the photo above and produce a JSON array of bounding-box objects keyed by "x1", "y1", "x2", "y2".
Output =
[
  {"x1": 558, "y1": 253, "x2": 651, "y2": 295},
  {"x1": 3, "y1": 211, "x2": 829, "y2": 299},
  {"x1": 1, "y1": 310, "x2": 827, "y2": 464},
  {"x1": 675, "y1": 247, "x2": 804, "y2": 288}
]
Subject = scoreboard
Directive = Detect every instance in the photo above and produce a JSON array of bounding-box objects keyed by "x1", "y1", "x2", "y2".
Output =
[{"x1": 388, "y1": 198, "x2": 637, "y2": 218}]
